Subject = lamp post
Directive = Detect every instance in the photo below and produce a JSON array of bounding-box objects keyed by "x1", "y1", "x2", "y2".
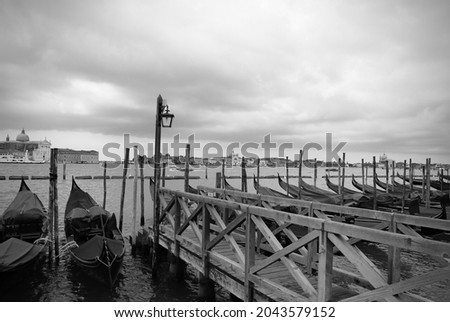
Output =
[{"x1": 152, "y1": 94, "x2": 174, "y2": 279}]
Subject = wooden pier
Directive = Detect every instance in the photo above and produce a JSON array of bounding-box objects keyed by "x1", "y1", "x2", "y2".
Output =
[{"x1": 149, "y1": 185, "x2": 450, "y2": 302}]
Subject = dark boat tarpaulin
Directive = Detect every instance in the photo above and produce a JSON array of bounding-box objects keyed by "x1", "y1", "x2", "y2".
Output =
[{"x1": 0, "y1": 238, "x2": 43, "y2": 272}]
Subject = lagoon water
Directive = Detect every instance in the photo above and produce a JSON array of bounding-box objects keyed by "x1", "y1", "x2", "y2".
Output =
[{"x1": 0, "y1": 163, "x2": 449, "y2": 301}]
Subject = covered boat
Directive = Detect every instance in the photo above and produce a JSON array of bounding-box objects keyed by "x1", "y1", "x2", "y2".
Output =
[
  {"x1": 65, "y1": 178, "x2": 125, "y2": 287},
  {"x1": 0, "y1": 178, "x2": 49, "y2": 275}
]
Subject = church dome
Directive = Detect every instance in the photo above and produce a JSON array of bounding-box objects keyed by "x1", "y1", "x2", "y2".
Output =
[{"x1": 16, "y1": 129, "x2": 30, "y2": 142}]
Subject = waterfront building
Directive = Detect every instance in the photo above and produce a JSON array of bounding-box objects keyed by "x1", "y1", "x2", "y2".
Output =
[
  {"x1": 0, "y1": 129, "x2": 51, "y2": 162},
  {"x1": 57, "y1": 149, "x2": 99, "y2": 164}
]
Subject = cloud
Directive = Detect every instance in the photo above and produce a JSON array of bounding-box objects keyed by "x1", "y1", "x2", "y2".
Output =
[{"x1": 0, "y1": 0, "x2": 449, "y2": 163}]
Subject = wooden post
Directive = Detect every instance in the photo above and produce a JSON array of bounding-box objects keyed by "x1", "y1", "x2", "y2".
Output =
[
  {"x1": 361, "y1": 158, "x2": 365, "y2": 193},
  {"x1": 317, "y1": 229, "x2": 333, "y2": 301},
  {"x1": 285, "y1": 156, "x2": 290, "y2": 197},
  {"x1": 426, "y1": 158, "x2": 431, "y2": 208},
  {"x1": 341, "y1": 153, "x2": 346, "y2": 205},
  {"x1": 205, "y1": 162, "x2": 208, "y2": 179},
  {"x1": 139, "y1": 156, "x2": 145, "y2": 227},
  {"x1": 306, "y1": 204, "x2": 316, "y2": 275},
  {"x1": 169, "y1": 198, "x2": 183, "y2": 280},
  {"x1": 241, "y1": 157, "x2": 247, "y2": 192},
  {"x1": 421, "y1": 165, "x2": 426, "y2": 200},
  {"x1": 102, "y1": 161, "x2": 107, "y2": 209},
  {"x1": 387, "y1": 212, "x2": 401, "y2": 284},
  {"x1": 409, "y1": 159, "x2": 413, "y2": 192},
  {"x1": 391, "y1": 161, "x2": 395, "y2": 187},
  {"x1": 184, "y1": 144, "x2": 190, "y2": 192},
  {"x1": 221, "y1": 158, "x2": 226, "y2": 189},
  {"x1": 132, "y1": 146, "x2": 138, "y2": 251},
  {"x1": 63, "y1": 161, "x2": 66, "y2": 180},
  {"x1": 256, "y1": 158, "x2": 260, "y2": 186},
  {"x1": 199, "y1": 203, "x2": 215, "y2": 300},
  {"x1": 385, "y1": 160, "x2": 389, "y2": 193},
  {"x1": 373, "y1": 156, "x2": 377, "y2": 210},
  {"x1": 337, "y1": 158, "x2": 342, "y2": 197},
  {"x1": 119, "y1": 147, "x2": 130, "y2": 231},
  {"x1": 49, "y1": 148, "x2": 59, "y2": 263},
  {"x1": 313, "y1": 158, "x2": 317, "y2": 187},
  {"x1": 402, "y1": 160, "x2": 406, "y2": 213},
  {"x1": 441, "y1": 168, "x2": 444, "y2": 192},
  {"x1": 244, "y1": 209, "x2": 255, "y2": 301},
  {"x1": 298, "y1": 150, "x2": 303, "y2": 200},
  {"x1": 161, "y1": 162, "x2": 166, "y2": 188}
]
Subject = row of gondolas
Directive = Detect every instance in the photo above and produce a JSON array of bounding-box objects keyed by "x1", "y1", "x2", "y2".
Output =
[{"x1": 0, "y1": 178, "x2": 125, "y2": 288}]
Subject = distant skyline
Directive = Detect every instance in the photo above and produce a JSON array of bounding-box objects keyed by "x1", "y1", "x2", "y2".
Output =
[{"x1": 1, "y1": 0, "x2": 449, "y2": 164}]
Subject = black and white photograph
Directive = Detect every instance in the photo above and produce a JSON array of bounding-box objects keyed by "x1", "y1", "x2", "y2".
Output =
[{"x1": 0, "y1": 0, "x2": 449, "y2": 319}]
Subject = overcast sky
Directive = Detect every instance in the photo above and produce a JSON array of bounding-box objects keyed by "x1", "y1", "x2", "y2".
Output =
[{"x1": 1, "y1": 0, "x2": 449, "y2": 163}]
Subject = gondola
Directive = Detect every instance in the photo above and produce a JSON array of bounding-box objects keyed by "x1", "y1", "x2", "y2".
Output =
[
  {"x1": 397, "y1": 172, "x2": 450, "y2": 191},
  {"x1": 0, "y1": 178, "x2": 49, "y2": 276},
  {"x1": 64, "y1": 178, "x2": 125, "y2": 287}
]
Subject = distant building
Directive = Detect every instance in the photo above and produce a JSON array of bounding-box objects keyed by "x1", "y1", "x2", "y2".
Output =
[
  {"x1": 0, "y1": 129, "x2": 51, "y2": 162},
  {"x1": 57, "y1": 149, "x2": 99, "y2": 164}
]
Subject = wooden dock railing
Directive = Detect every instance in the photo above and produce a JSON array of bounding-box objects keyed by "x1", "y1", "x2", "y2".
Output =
[{"x1": 151, "y1": 186, "x2": 450, "y2": 302}]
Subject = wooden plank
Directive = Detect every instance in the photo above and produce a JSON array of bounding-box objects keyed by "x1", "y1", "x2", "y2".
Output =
[
  {"x1": 317, "y1": 231, "x2": 333, "y2": 301},
  {"x1": 207, "y1": 213, "x2": 246, "y2": 250},
  {"x1": 252, "y1": 215, "x2": 318, "y2": 299},
  {"x1": 325, "y1": 220, "x2": 450, "y2": 258},
  {"x1": 249, "y1": 275, "x2": 310, "y2": 302},
  {"x1": 206, "y1": 203, "x2": 246, "y2": 266},
  {"x1": 251, "y1": 230, "x2": 320, "y2": 274},
  {"x1": 245, "y1": 210, "x2": 256, "y2": 301},
  {"x1": 342, "y1": 266, "x2": 450, "y2": 302}
]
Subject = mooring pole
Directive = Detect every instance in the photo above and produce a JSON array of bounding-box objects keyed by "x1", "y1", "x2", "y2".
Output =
[
  {"x1": 409, "y1": 158, "x2": 413, "y2": 192},
  {"x1": 313, "y1": 158, "x2": 318, "y2": 187},
  {"x1": 361, "y1": 158, "x2": 365, "y2": 193},
  {"x1": 139, "y1": 156, "x2": 145, "y2": 227},
  {"x1": 49, "y1": 148, "x2": 59, "y2": 264},
  {"x1": 63, "y1": 160, "x2": 66, "y2": 180},
  {"x1": 341, "y1": 153, "x2": 346, "y2": 205},
  {"x1": 132, "y1": 146, "x2": 138, "y2": 252},
  {"x1": 385, "y1": 160, "x2": 389, "y2": 193},
  {"x1": 119, "y1": 147, "x2": 130, "y2": 231},
  {"x1": 298, "y1": 150, "x2": 303, "y2": 200},
  {"x1": 373, "y1": 156, "x2": 377, "y2": 210},
  {"x1": 184, "y1": 144, "x2": 190, "y2": 192},
  {"x1": 256, "y1": 158, "x2": 260, "y2": 186},
  {"x1": 402, "y1": 160, "x2": 406, "y2": 213},
  {"x1": 286, "y1": 156, "x2": 290, "y2": 197},
  {"x1": 241, "y1": 157, "x2": 247, "y2": 192},
  {"x1": 103, "y1": 161, "x2": 107, "y2": 209}
]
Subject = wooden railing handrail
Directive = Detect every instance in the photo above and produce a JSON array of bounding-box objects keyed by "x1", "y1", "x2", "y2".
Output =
[
  {"x1": 195, "y1": 185, "x2": 450, "y2": 231},
  {"x1": 159, "y1": 187, "x2": 450, "y2": 260}
]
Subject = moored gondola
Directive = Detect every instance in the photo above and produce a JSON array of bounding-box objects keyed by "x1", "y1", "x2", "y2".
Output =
[
  {"x1": 64, "y1": 178, "x2": 125, "y2": 287},
  {"x1": 0, "y1": 178, "x2": 49, "y2": 276}
]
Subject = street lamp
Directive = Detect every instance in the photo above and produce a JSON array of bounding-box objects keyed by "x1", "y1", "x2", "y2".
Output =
[{"x1": 152, "y1": 94, "x2": 174, "y2": 278}]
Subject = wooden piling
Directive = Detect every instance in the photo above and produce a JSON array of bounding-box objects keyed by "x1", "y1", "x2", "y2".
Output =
[
  {"x1": 409, "y1": 159, "x2": 413, "y2": 192},
  {"x1": 426, "y1": 158, "x2": 431, "y2": 208},
  {"x1": 103, "y1": 161, "x2": 107, "y2": 209},
  {"x1": 337, "y1": 158, "x2": 342, "y2": 197},
  {"x1": 285, "y1": 156, "x2": 290, "y2": 197},
  {"x1": 49, "y1": 148, "x2": 59, "y2": 263},
  {"x1": 241, "y1": 157, "x2": 247, "y2": 192},
  {"x1": 373, "y1": 156, "x2": 377, "y2": 210},
  {"x1": 387, "y1": 212, "x2": 401, "y2": 284},
  {"x1": 385, "y1": 160, "x2": 389, "y2": 193},
  {"x1": 221, "y1": 158, "x2": 226, "y2": 189},
  {"x1": 341, "y1": 153, "x2": 346, "y2": 205},
  {"x1": 119, "y1": 147, "x2": 130, "y2": 231},
  {"x1": 402, "y1": 160, "x2": 406, "y2": 213},
  {"x1": 391, "y1": 160, "x2": 396, "y2": 188},
  {"x1": 139, "y1": 156, "x2": 145, "y2": 227},
  {"x1": 161, "y1": 162, "x2": 166, "y2": 188},
  {"x1": 63, "y1": 161, "x2": 66, "y2": 180},
  {"x1": 298, "y1": 150, "x2": 303, "y2": 200},
  {"x1": 361, "y1": 158, "x2": 365, "y2": 193},
  {"x1": 421, "y1": 165, "x2": 426, "y2": 200},
  {"x1": 199, "y1": 203, "x2": 215, "y2": 300},
  {"x1": 184, "y1": 144, "x2": 191, "y2": 192},
  {"x1": 244, "y1": 208, "x2": 255, "y2": 301},
  {"x1": 256, "y1": 158, "x2": 260, "y2": 186},
  {"x1": 205, "y1": 163, "x2": 208, "y2": 179},
  {"x1": 132, "y1": 146, "x2": 138, "y2": 252},
  {"x1": 313, "y1": 158, "x2": 317, "y2": 187}
]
